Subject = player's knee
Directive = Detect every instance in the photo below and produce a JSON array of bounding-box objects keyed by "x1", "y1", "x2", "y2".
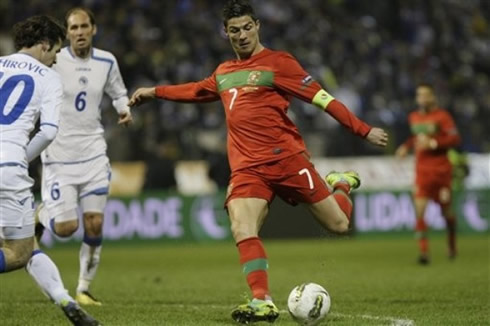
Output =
[
  {"x1": 8, "y1": 250, "x2": 31, "y2": 270},
  {"x1": 13, "y1": 248, "x2": 32, "y2": 268},
  {"x1": 54, "y1": 220, "x2": 79, "y2": 237},
  {"x1": 84, "y1": 213, "x2": 104, "y2": 236},
  {"x1": 329, "y1": 216, "x2": 349, "y2": 234},
  {"x1": 19, "y1": 248, "x2": 33, "y2": 266},
  {"x1": 230, "y1": 220, "x2": 256, "y2": 242},
  {"x1": 313, "y1": 207, "x2": 349, "y2": 234},
  {"x1": 2, "y1": 240, "x2": 33, "y2": 271},
  {"x1": 337, "y1": 219, "x2": 350, "y2": 234}
]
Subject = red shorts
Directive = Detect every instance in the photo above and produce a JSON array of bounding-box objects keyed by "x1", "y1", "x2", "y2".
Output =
[
  {"x1": 414, "y1": 171, "x2": 452, "y2": 204},
  {"x1": 225, "y1": 152, "x2": 331, "y2": 207}
]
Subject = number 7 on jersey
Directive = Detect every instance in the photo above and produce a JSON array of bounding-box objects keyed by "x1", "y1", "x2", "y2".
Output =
[
  {"x1": 228, "y1": 88, "x2": 238, "y2": 111},
  {"x1": 299, "y1": 168, "x2": 314, "y2": 190}
]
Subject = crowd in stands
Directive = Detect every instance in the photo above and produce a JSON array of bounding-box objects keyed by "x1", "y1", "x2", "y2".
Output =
[{"x1": 2, "y1": 0, "x2": 488, "y2": 189}]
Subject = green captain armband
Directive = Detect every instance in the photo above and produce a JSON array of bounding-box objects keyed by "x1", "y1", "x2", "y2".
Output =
[{"x1": 312, "y1": 89, "x2": 335, "y2": 109}]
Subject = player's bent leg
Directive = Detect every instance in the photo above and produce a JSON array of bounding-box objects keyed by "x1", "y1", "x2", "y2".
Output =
[
  {"x1": 228, "y1": 198, "x2": 279, "y2": 324},
  {"x1": 308, "y1": 170, "x2": 361, "y2": 234},
  {"x1": 0, "y1": 236, "x2": 34, "y2": 272},
  {"x1": 307, "y1": 196, "x2": 349, "y2": 234},
  {"x1": 0, "y1": 191, "x2": 37, "y2": 272},
  {"x1": 414, "y1": 197, "x2": 430, "y2": 265},
  {"x1": 37, "y1": 204, "x2": 79, "y2": 239},
  {"x1": 27, "y1": 240, "x2": 101, "y2": 326},
  {"x1": 77, "y1": 196, "x2": 106, "y2": 306},
  {"x1": 53, "y1": 220, "x2": 80, "y2": 238},
  {"x1": 27, "y1": 246, "x2": 72, "y2": 304},
  {"x1": 0, "y1": 232, "x2": 100, "y2": 325},
  {"x1": 38, "y1": 181, "x2": 80, "y2": 239}
]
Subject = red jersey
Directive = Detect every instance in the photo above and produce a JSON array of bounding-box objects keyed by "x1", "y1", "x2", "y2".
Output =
[
  {"x1": 156, "y1": 48, "x2": 371, "y2": 172},
  {"x1": 405, "y1": 108, "x2": 461, "y2": 175}
]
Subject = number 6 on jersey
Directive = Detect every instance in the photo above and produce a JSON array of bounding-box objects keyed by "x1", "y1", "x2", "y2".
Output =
[
  {"x1": 50, "y1": 182, "x2": 61, "y2": 201},
  {"x1": 75, "y1": 91, "x2": 87, "y2": 111}
]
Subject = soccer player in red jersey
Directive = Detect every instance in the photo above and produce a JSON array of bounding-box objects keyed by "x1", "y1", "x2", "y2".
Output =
[
  {"x1": 130, "y1": 0, "x2": 388, "y2": 323},
  {"x1": 396, "y1": 84, "x2": 461, "y2": 265}
]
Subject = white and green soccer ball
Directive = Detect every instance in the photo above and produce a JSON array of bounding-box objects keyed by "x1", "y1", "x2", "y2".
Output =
[{"x1": 287, "y1": 283, "x2": 331, "y2": 326}]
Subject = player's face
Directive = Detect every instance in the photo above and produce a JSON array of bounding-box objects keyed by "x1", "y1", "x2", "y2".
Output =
[
  {"x1": 67, "y1": 11, "x2": 96, "y2": 52},
  {"x1": 40, "y1": 40, "x2": 63, "y2": 67},
  {"x1": 416, "y1": 86, "x2": 436, "y2": 110},
  {"x1": 225, "y1": 16, "x2": 260, "y2": 59}
]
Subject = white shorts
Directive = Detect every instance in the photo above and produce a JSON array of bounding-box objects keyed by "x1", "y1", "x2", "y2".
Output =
[
  {"x1": 0, "y1": 224, "x2": 35, "y2": 240},
  {"x1": 41, "y1": 155, "x2": 111, "y2": 221},
  {"x1": 0, "y1": 165, "x2": 35, "y2": 239}
]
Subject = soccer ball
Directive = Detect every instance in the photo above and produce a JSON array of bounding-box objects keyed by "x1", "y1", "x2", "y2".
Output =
[{"x1": 287, "y1": 283, "x2": 331, "y2": 326}]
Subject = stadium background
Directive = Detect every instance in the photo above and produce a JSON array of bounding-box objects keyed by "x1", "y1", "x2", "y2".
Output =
[
  {"x1": 1, "y1": 1, "x2": 489, "y2": 325},
  {"x1": 0, "y1": 0, "x2": 488, "y2": 242}
]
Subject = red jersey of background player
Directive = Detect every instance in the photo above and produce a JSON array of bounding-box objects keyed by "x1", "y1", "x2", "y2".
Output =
[
  {"x1": 156, "y1": 48, "x2": 371, "y2": 172},
  {"x1": 404, "y1": 108, "x2": 461, "y2": 176}
]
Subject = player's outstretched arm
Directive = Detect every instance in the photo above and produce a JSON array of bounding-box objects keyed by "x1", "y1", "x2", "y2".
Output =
[
  {"x1": 273, "y1": 52, "x2": 388, "y2": 147},
  {"x1": 129, "y1": 74, "x2": 220, "y2": 108},
  {"x1": 128, "y1": 87, "x2": 156, "y2": 107},
  {"x1": 316, "y1": 93, "x2": 388, "y2": 147},
  {"x1": 310, "y1": 94, "x2": 389, "y2": 147}
]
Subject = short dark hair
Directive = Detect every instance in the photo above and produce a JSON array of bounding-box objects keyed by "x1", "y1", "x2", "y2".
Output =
[
  {"x1": 222, "y1": 0, "x2": 258, "y2": 27},
  {"x1": 65, "y1": 7, "x2": 96, "y2": 27},
  {"x1": 12, "y1": 15, "x2": 66, "y2": 51}
]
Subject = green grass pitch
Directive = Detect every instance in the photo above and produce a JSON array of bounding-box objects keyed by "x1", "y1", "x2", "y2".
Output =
[{"x1": 0, "y1": 235, "x2": 488, "y2": 325}]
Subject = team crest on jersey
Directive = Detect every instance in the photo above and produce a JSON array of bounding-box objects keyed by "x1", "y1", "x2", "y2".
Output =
[
  {"x1": 79, "y1": 76, "x2": 88, "y2": 87},
  {"x1": 247, "y1": 71, "x2": 262, "y2": 85}
]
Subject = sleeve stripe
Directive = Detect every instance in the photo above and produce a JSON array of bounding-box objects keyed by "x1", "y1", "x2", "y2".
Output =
[{"x1": 40, "y1": 123, "x2": 59, "y2": 129}]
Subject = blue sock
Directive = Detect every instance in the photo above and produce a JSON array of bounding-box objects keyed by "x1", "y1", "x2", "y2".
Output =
[
  {"x1": 83, "y1": 234, "x2": 102, "y2": 247},
  {"x1": 0, "y1": 250, "x2": 6, "y2": 273},
  {"x1": 32, "y1": 249, "x2": 43, "y2": 257}
]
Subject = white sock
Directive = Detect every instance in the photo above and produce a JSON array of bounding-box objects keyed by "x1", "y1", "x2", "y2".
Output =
[
  {"x1": 77, "y1": 242, "x2": 102, "y2": 294},
  {"x1": 38, "y1": 204, "x2": 54, "y2": 233},
  {"x1": 26, "y1": 251, "x2": 73, "y2": 305}
]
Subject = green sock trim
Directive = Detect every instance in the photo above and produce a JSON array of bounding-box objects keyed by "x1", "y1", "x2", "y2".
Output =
[{"x1": 242, "y1": 258, "x2": 268, "y2": 275}]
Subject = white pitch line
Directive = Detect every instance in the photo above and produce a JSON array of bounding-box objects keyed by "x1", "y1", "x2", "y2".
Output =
[
  {"x1": 330, "y1": 312, "x2": 415, "y2": 326},
  {"x1": 151, "y1": 304, "x2": 415, "y2": 326},
  {"x1": 279, "y1": 309, "x2": 414, "y2": 326}
]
